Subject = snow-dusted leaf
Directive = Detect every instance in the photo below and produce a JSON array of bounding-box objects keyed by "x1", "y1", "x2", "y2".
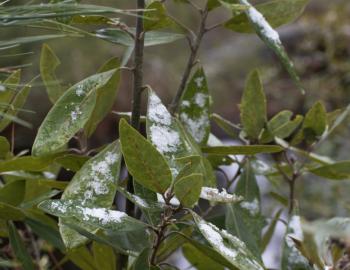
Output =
[
  {"x1": 238, "y1": 0, "x2": 304, "y2": 93},
  {"x1": 39, "y1": 200, "x2": 146, "y2": 233},
  {"x1": 225, "y1": 0, "x2": 309, "y2": 33},
  {"x1": 32, "y1": 69, "x2": 117, "y2": 156},
  {"x1": 119, "y1": 118, "x2": 172, "y2": 194},
  {"x1": 281, "y1": 215, "x2": 313, "y2": 270},
  {"x1": 179, "y1": 67, "x2": 211, "y2": 145},
  {"x1": 193, "y1": 213, "x2": 264, "y2": 270},
  {"x1": 58, "y1": 141, "x2": 122, "y2": 248},
  {"x1": 146, "y1": 90, "x2": 215, "y2": 186},
  {"x1": 226, "y1": 161, "x2": 265, "y2": 257},
  {"x1": 200, "y1": 187, "x2": 243, "y2": 203}
]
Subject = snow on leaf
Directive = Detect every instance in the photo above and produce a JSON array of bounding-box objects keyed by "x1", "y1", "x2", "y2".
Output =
[
  {"x1": 240, "y1": 198, "x2": 259, "y2": 216},
  {"x1": 179, "y1": 68, "x2": 210, "y2": 145},
  {"x1": 58, "y1": 141, "x2": 122, "y2": 249},
  {"x1": 193, "y1": 214, "x2": 264, "y2": 270},
  {"x1": 200, "y1": 187, "x2": 243, "y2": 203}
]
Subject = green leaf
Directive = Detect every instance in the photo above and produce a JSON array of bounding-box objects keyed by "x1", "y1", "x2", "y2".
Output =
[
  {"x1": 157, "y1": 226, "x2": 193, "y2": 262},
  {"x1": 0, "y1": 154, "x2": 60, "y2": 172},
  {"x1": 25, "y1": 218, "x2": 65, "y2": 252},
  {"x1": 281, "y1": 216, "x2": 313, "y2": 270},
  {"x1": 0, "y1": 202, "x2": 25, "y2": 220},
  {"x1": 183, "y1": 243, "x2": 225, "y2": 270},
  {"x1": 92, "y1": 241, "x2": 116, "y2": 270},
  {"x1": 40, "y1": 44, "x2": 66, "y2": 104},
  {"x1": 144, "y1": 1, "x2": 178, "y2": 31},
  {"x1": 39, "y1": 199, "x2": 146, "y2": 233},
  {"x1": 226, "y1": 162, "x2": 265, "y2": 258},
  {"x1": 8, "y1": 222, "x2": 35, "y2": 270},
  {"x1": 236, "y1": 0, "x2": 304, "y2": 93},
  {"x1": 207, "y1": 0, "x2": 239, "y2": 11},
  {"x1": 0, "y1": 136, "x2": 10, "y2": 159},
  {"x1": 0, "y1": 78, "x2": 33, "y2": 132},
  {"x1": 0, "y1": 70, "x2": 21, "y2": 109},
  {"x1": 133, "y1": 248, "x2": 151, "y2": 270},
  {"x1": 225, "y1": 0, "x2": 309, "y2": 33},
  {"x1": 0, "y1": 3, "x2": 134, "y2": 25},
  {"x1": 260, "y1": 110, "x2": 303, "y2": 143},
  {"x1": 179, "y1": 67, "x2": 211, "y2": 145},
  {"x1": 54, "y1": 154, "x2": 90, "y2": 172},
  {"x1": 32, "y1": 69, "x2": 117, "y2": 156},
  {"x1": 293, "y1": 101, "x2": 327, "y2": 144},
  {"x1": 202, "y1": 145, "x2": 283, "y2": 155},
  {"x1": 261, "y1": 208, "x2": 282, "y2": 252},
  {"x1": 193, "y1": 213, "x2": 264, "y2": 270},
  {"x1": 119, "y1": 118, "x2": 172, "y2": 194},
  {"x1": 240, "y1": 69, "x2": 267, "y2": 140},
  {"x1": 96, "y1": 29, "x2": 184, "y2": 47},
  {"x1": 84, "y1": 58, "x2": 121, "y2": 137},
  {"x1": 309, "y1": 161, "x2": 350, "y2": 180},
  {"x1": 0, "y1": 180, "x2": 25, "y2": 206},
  {"x1": 174, "y1": 173, "x2": 203, "y2": 207},
  {"x1": 59, "y1": 141, "x2": 122, "y2": 248},
  {"x1": 67, "y1": 246, "x2": 97, "y2": 270},
  {"x1": 211, "y1": 113, "x2": 240, "y2": 139},
  {"x1": 0, "y1": 35, "x2": 67, "y2": 50}
]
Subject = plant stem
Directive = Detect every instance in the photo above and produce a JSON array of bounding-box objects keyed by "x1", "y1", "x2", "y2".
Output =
[
  {"x1": 169, "y1": 5, "x2": 209, "y2": 114},
  {"x1": 119, "y1": 1, "x2": 145, "y2": 269}
]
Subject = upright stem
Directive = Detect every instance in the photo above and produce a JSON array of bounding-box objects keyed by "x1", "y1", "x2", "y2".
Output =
[
  {"x1": 131, "y1": 0, "x2": 145, "y2": 130},
  {"x1": 169, "y1": 6, "x2": 209, "y2": 114},
  {"x1": 119, "y1": 1, "x2": 145, "y2": 269}
]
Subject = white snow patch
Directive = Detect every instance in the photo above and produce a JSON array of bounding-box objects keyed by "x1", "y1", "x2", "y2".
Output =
[
  {"x1": 240, "y1": 198, "x2": 260, "y2": 216},
  {"x1": 149, "y1": 125, "x2": 180, "y2": 154},
  {"x1": 194, "y1": 93, "x2": 207, "y2": 107},
  {"x1": 0, "y1": 84, "x2": 5, "y2": 92},
  {"x1": 79, "y1": 206, "x2": 127, "y2": 225},
  {"x1": 148, "y1": 93, "x2": 172, "y2": 125},
  {"x1": 241, "y1": 0, "x2": 281, "y2": 43},
  {"x1": 180, "y1": 113, "x2": 208, "y2": 143},
  {"x1": 181, "y1": 100, "x2": 190, "y2": 108},
  {"x1": 75, "y1": 84, "x2": 84, "y2": 96},
  {"x1": 200, "y1": 187, "x2": 243, "y2": 203},
  {"x1": 194, "y1": 76, "x2": 204, "y2": 88},
  {"x1": 71, "y1": 106, "x2": 82, "y2": 121}
]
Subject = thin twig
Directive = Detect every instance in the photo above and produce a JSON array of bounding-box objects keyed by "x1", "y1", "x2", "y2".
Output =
[{"x1": 169, "y1": 3, "x2": 209, "y2": 114}]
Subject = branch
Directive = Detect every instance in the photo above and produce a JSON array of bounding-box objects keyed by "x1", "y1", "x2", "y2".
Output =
[{"x1": 169, "y1": 5, "x2": 209, "y2": 114}]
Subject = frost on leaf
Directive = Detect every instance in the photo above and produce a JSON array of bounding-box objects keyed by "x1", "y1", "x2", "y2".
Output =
[
  {"x1": 179, "y1": 68, "x2": 210, "y2": 145},
  {"x1": 59, "y1": 141, "x2": 122, "y2": 248},
  {"x1": 200, "y1": 187, "x2": 243, "y2": 203},
  {"x1": 195, "y1": 216, "x2": 264, "y2": 270}
]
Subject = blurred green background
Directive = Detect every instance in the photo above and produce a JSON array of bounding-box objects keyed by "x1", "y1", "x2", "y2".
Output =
[{"x1": 1, "y1": 0, "x2": 350, "y2": 219}]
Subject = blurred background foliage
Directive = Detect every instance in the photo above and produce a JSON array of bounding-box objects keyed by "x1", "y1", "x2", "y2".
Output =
[{"x1": 1, "y1": 0, "x2": 350, "y2": 220}]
